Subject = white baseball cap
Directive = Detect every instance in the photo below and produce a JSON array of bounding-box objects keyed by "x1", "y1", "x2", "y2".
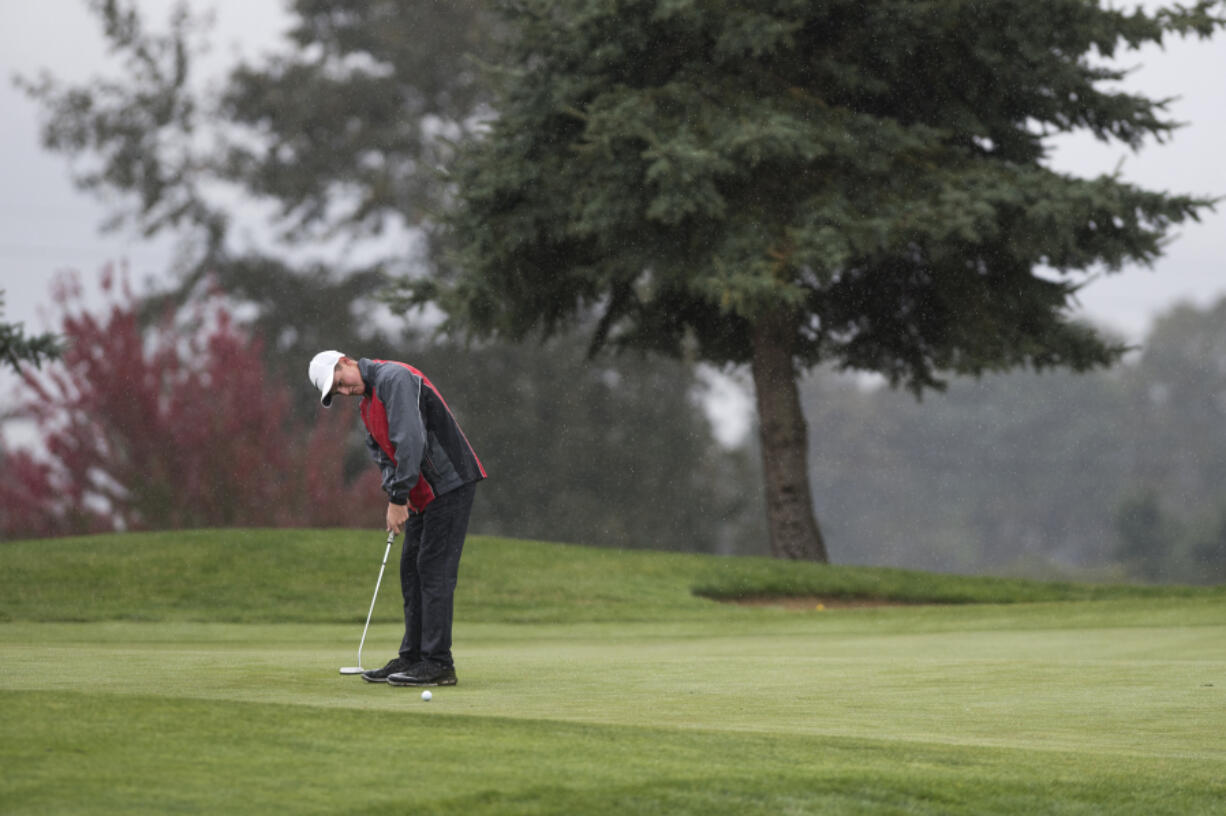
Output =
[{"x1": 308, "y1": 350, "x2": 346, "y2": 406}]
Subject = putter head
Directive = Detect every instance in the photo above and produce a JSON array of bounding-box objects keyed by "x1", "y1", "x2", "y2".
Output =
[{"x1": 339, "y1": 666, "x2": 364, "y2": 675}]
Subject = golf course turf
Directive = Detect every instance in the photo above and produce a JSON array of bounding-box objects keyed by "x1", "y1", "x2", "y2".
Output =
[{"x1": 2, "y1": 530, "x2": 1224, "y2": 814}]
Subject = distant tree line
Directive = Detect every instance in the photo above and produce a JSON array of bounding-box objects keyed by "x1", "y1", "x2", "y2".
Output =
[{"x1": 798, "y1": 297, "x2": 1226, "y2": 584}]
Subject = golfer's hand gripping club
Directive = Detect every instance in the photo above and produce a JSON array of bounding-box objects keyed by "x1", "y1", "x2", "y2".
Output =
[{"x1": 386, "y1": 502, "x2": 409, "y2": 535}]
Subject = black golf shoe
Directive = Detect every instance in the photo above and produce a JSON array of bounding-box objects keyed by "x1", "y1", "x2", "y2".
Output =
[
  {"x1": 361, "y1": 656, "x2": 416, "y2": 684},
  {"x1": 387, "y1": 661, "x2": 458, "y2": 687}
]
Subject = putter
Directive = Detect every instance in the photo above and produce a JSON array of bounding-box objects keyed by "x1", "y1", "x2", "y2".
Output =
[{"x1": 339, "y1": 530, "x2": 397, "y2": 675}]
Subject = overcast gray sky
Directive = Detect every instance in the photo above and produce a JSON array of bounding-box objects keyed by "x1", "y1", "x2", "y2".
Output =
[{"x1": 2, "y1": 1, "x2": 1224, "y2": 341}]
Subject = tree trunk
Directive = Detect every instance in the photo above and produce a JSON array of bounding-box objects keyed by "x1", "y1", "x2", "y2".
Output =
[{"x1": 750, "y1": 316, "x2": 828, "y2": 562}]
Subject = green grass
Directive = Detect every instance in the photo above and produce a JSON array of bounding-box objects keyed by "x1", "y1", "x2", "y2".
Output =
[
  {"x1": 2, "y1": 529, "x2": 1222, "y2": 623},
  {"x1": 2, "y1": 530, "x2": 1225, "y2": 814}
]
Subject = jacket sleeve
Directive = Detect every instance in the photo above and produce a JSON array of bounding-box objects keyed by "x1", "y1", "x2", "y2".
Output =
[
  {"x1": 364, "y1": 432, "x2": 398, "y2": 498},
  {"x1": 378, "y1": 366, "x2": 427, "y2": 506}
]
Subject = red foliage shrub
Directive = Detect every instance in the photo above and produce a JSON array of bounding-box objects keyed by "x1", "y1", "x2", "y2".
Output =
[{"x1": 0, "y1": 270, "x2": 383, "y2": 539}]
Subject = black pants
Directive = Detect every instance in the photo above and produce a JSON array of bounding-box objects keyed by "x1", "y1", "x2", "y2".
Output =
[{"x1": 398, "y1": 482, "x2": 476, "y2": 667}]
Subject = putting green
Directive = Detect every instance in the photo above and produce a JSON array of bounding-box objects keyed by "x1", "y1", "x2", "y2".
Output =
[{"x1": 3, "y1": 606, "x2": 1223, "y2": 760}]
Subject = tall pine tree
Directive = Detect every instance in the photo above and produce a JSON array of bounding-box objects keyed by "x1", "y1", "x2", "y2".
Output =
[{"x1": 402, "y1": 0, "x2": 1224, "y2": 560}]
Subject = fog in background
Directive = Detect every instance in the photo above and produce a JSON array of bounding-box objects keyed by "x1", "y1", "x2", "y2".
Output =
[{"x1": 2, "y1": 1, "x2": 1224, "y2": 578}]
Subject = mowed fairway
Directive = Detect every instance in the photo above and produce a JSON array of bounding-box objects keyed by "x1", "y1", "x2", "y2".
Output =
[{"x1": 2, "y1": 531, "x2": 1225, "y2": 814}]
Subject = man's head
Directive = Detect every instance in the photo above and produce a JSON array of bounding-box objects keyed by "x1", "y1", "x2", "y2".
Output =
[{"x1": 308, "y1": 351, "x2": 364, "y2": 406}]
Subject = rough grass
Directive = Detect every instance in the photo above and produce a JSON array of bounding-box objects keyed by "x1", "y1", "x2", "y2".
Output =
[{"x1": 2, "y1": 530, "x2": 1224, "y2": 814}]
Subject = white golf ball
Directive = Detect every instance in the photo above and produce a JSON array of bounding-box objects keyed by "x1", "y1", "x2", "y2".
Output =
[{"x1": 421, "y1": 690, "x2": 432, "y2": 702}]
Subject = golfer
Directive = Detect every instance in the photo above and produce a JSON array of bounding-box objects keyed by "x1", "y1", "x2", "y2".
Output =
[{"x1": 309, "y1": 351, "x2": 486, "y2": 687}]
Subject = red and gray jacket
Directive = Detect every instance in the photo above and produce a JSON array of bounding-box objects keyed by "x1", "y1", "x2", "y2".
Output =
[{"x1": 358, "y1": 358, "x2": 486, "y2": 512}]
